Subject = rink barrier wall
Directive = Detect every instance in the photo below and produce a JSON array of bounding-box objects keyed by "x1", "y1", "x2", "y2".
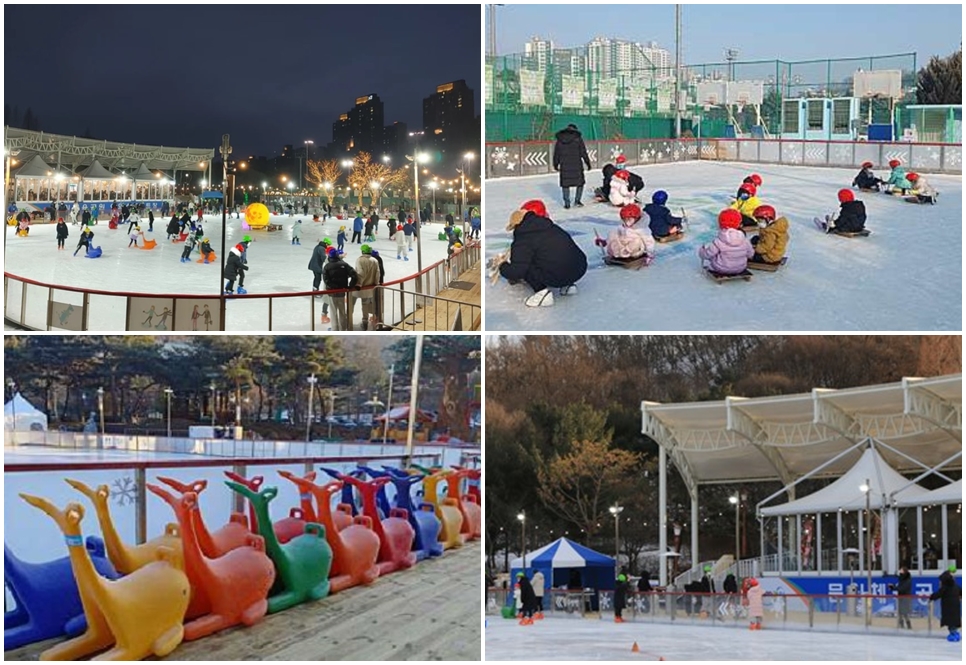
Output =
[
  {"x1": 3, "y1": 242, "x2": 480, "y2": 331},
  {"x1": 485, "y1": 138, "x2": 962, "y2": 178},
  {"x1": 486, "y1": 587, "x2": 959, "y2": 638}
]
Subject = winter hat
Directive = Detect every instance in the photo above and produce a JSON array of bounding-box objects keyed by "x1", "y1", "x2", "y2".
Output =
[
  {"x1": 327, "y1": 247, "x2": 339, "y2": 257},
  {"x1": 397, "y1": 224, "x2": 404, "y2": 231},
  {"x1": 339, "y1": 225, "x2": 346, "y2": 231},
  {"x1": 296, "y1": 220, "x2": 301, "y2": 224},
  {"x1": 748, "y1": 578, "x2": 758, "y2": 587},
  {"x1": 619, "y1": 203, "x2": 642, "y2": 225},
  {"x1": 906, "y1": 172, "x2": 919, "y2": 182},
  {"x1": 753, "y1": 205, "x2": 776, "y2": 221},
  {"x1": 242, "y1": 235, "x2": 252, "y2": 243},
  {"x1": 322, "y1": 237, "x2": 332, "y2": 246},
  {"x1": 704, "y1": 565, "x2": 712, "y2": 573},
  {"x1": 861, "y1": 161, "x2": 874, "y2": 169},
  {"x1": 651, "y1": 190, "x2": 668, "y2": 205},
  {"x1": 617, "y1": 574, "x2": 627, "y2": 582},
  {"x1": 613, "y1": 169, "x2": 630, "y2": 181},
  {"x1": 837, "y1": 189, "x2": 855, "y2": 203},
  {"x1": 738, "y1": 183, "x2": 757, "y2": 197},
  {"x1": 453, "y1": 242, "x2": 462, "y2": 249},
  {"x1": 718, "y1": 209, "x2": 742, "y2": 229},
  {"x1": 361, "y1": 244, "x2": 372, "y2": 254},
  {"x1": 58, "y1": 217, "x2": 64, "y2": 222},
  {"x1": 506, "y1": 209, "x2": 528, "y2": 231},
  {"x1": 615, "y1": 154, "x2": 627, "y2": 164},
  {"x1": 516, "y1": 572, "x2": 525, "y2": 578},
  {"x1": 370, "y1": 250, "x2": 380, "y2": 258},
  {"x1": 888, "y1": 159, "x2": 901, "y2": 168},
  {"x1": 948, "y1": 564, "x2": 957, "y2": 573},
  {"x1": 520, "y1": 199, "x2": 548, "y2": 218},
  {"x1": 203, "y1": 237, "x2": 209, "y2": 243}
]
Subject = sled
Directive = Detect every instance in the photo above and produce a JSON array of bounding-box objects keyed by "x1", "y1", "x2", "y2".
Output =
[
  {"x1": 654, "y1": 232, "x2": 685, "y2": 244},
  {"x1": 813, "y1": 217, "x2": 870, "y2": 237},
  {"x1": 904, "y1": 195, "x2": 936, "y2": 205},
  {"x1": 706, "y1": 269, "x2": 752, "y2": 283},
  {"x1": 604, "y1": 255, "x2": 651, "y2": 270},
  {"x1": 196, "y1": 252, "x2": 217, "y2": 264},
  {"x1": 267, "y1": 224, "x2": 283, "y2": 232},
  {"x1": 140, "y1": 239, "x2": 157, "y2": 250},
  {"x1": 747, "y1": 257, "x2": 788, "y2": 272},
  {"x1": 857, "y1": 187, "x2": 880, "y2": 193},
  {"x1": 172, "y1": 232, "x2": 189, "y2": 243}
]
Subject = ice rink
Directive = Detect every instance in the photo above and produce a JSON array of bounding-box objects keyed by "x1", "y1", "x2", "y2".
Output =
[
  {"x1": 5, "y1": 212, "x2": 457, "y2": 329},
  {"x1": 485, "y1": 161, "x2": 962, "y2": 331},
  {"x1": 484, "y1": 616, "x2": 962, "y2": 661}
]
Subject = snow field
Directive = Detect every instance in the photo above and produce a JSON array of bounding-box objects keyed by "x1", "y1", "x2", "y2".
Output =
[{"x1": 484, "y1": 161, "x2": 962, "y2": 331}]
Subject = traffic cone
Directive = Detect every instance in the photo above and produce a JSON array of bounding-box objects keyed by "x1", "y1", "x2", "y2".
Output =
[{"x1": 631, "y1": 642, "x2": 640, "y2": 653}]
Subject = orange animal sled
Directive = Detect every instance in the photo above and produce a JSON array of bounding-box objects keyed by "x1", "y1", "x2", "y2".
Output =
[
  {"x1": 140, "y1": 239, "x2": 158, "y2": 250},
  {"x1": 196, "y1": 251, "x2": 216, "y2": 263}
]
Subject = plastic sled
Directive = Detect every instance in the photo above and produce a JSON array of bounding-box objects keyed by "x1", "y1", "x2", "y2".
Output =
[
  {"x1": 108, "y1": 221, "x2": 118, "y2": 230},
  {"x1": 275, "y1": 475, "x2": 379, "y2": 594},
  {"x1": 196, "y1": 251, "x2": 216, "y2": 264},
  {"x1": 340, "y1": 475, "x2": 416, "y2": 575},
  {"x1": 156, "y1": 477, "x2": 252, "y2": 558},
  {"x1": 604, "y1": 255, "x2": 651, "y2": 270},
  {"x1": 20, "y1": 494, "x2": 190, "y2": 662},
  {"x1": 224, "y1": 471, "x2": 314, "y2": 544},
  {"x1": 445, "y1": 468, "x2": 482, "y2": 540},
  {"x1": 278, "y1": 470, "x2": 353, "y2": 533},
  {"x1": 422, "y1": 472, "x2": 466, "y2": 550},
  {"x1": 654, "y1": 232, "x2": 684, "y2": 244},
  {"x1": 4, "y1": 540, "x2": 119, "y2": 651},
  {"x1": 85, "y1": 246, "x2": 103, "y2": 259},
  {"x1": 172, "y1": 232, "x2": 188, "y2": 243},
  {"x1": 140, "y1": 238, "x2": 157, "y2": 250},
  {"x1": 224, "y1": 482, "x2": 331, "y2": 613},
  {"x1": 364, "y1": 467, "x2": 442, "y2": 560},
  {"x1": 833, "y1": 229, "x2": 871, "y2": 238},
  {"x1": 747, "y1": 257, "x2": 787, "y2": 272},
  {"x1": 706, "y1": 269, "x2": 752, "y2": 283},
  {"x1": 319, "y1": 467, "x2": 367, "y2": 517},
  {"x1": 147, "y1": 484, "x2": 274, "y2": 639},
  {"x1": 65, "y1": 478, "x2": 183, "y2": 575}
]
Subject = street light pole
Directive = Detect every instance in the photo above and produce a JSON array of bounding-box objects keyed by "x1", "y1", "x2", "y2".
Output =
[
  {"x1": 408, "y1": 152, "x2": 428, "y2": 292},
  {"x1": 860, "y1": 478, "x2": 873, "y2": 624},
  {"x1": 729, "y1": 495, "x2": 740, "y2": 560},
  {"x1": 301, "y1": 140, "x2": 314, "y2": 192},
  {"x1": 462, "y1": 152, "x2": 474, "y2": 235},
  {"x1": 219, "y1": 134, "x2": 231, "y2": 329},
  {"x1": 382, "y1": 364, "x2": 395, "y2": 444},
  {"x1": 164, "y1": 388, "x2": 173, "y2": 438},
  {"x1": 609, "y1": 504, "x2": 624, "y2": 561},
  {"x1": 209, "y1": 383, "x2": 216, "y2": 427},
  {"x1": 517, "y1": 511, "x2": 527, "y2": 569},
  {"x1": 97, "y1": 386, "x2": 105, "y2": 449},
  {"x1": 306, "y1": 373, "x2": 317, "y2": 443}
]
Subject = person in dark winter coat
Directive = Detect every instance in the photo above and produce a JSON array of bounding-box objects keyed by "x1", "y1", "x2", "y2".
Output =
[
  {"x1": 351, "y1": 215, "x2": 364, "y2": 244},
  {"x1": 166, "y1": 215, "x2": 181, "y2": 239},
  {"x1": 890, "y1": 567, "x2": 914, "y2": 630},
  {"x1": 147, "y1": 209, "x2": 154, "y2": 232},
  {"x1": 552, "y1": 123, "x2": 591, "y2": 208},
  {"x1": 614, "y1": 574, "x2": 629, "y2": 622},
  {"x1": 597, "y1": 163, "x2": 618, "y2": 200},
  {"x1": 224, "y1": 241, "x2": 250, "y2": 294},
  {"x1": 852, "y1": 161, "x2": 883, "y2": 191},
  {"x1": 308, "y1": 239, "x2": 330, "y2": 290},
  {"x1": 56, "y1": 218, "x2": 69, "y2": 250},
  {"x1": 826, "y1": 189, "x2": 867, "y2": 233},
  {"x1": 517, "y1": 573, "x2": 537, "y2": 624},
  {"x1": 322, "y1": 248, "x2": 359, "y2": 331},
  {"x1": 637, "y1": 571, "x2": 653, "y2": 613},
  {"x1": 82, "y1": 208, "x2": 91, "y2": 226},
  {"x1": 929, "y1": 567, "x2": 962, "y2": 640},
  {"x1": 370, "y1": 249, "x2": 386, "y2": 325},
  {"x1": 498, "y1": 200, "x2": 588, "y2": 308},
  {"x1": 644, "y1": 191, "x2": 684, "y2": 238},
  {"x1": 73, "y1": 227, "x2": 94, "y2": 256}
]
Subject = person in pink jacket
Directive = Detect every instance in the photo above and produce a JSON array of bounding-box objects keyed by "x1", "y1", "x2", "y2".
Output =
[
  {"x1": 699, "y1": 209, "x2": 754, "y2": 275},
  {"x1": 608, "y1": 169, "x2": 636, "y2": 207},
  {"x1": 746, "y1": 578, "x2": 764, "y2": 630},
  {"x1": 595, "y1": 203, "x2": 654, "y2": 263}
]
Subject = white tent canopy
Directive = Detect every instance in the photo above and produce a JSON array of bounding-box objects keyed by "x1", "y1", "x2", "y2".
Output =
[
  {"x1": 4, "y1": 392, "x2": 48, "y2": 431},
  {"x1": 894, "y1": 479, "x2": 962, "y2": 508},
  {"x1": 760, "y1": 447, "x2": 931, "y2": 515}
]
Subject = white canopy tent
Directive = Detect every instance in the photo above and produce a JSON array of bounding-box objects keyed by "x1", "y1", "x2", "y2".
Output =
[
  {"x1": 641, "y1": 374, "x2": 962, "y2": 585},
  {"x1": 895, "y1": 479, "x2": 962, "y2": 508},
  {"x1": 4, "y1": 392, "x2": 48, "y2": 432}
]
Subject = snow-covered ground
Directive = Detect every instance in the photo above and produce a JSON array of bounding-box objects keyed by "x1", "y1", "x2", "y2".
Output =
[
  {"x1": 484, "y1": 616, "x2": 962, "y2": 661},
  {"x1": 485, "y1": 162, "x2": 962, "y2": 331},
  {"x1": 4, "y1": 213, "x2": 456, "y2": 330}
]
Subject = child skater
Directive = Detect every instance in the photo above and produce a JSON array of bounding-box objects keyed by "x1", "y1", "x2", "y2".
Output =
[
  {"x1": 56, "y1": 218, "x2": 69, "y2": 250},
  {"x1": 292, "y1": 220, "x2": 302, "y2": 245}
]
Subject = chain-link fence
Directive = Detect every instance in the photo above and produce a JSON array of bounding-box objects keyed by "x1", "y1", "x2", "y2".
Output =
[{"x1": 485, "y1": 52, "x2": 918, "y2": 141}]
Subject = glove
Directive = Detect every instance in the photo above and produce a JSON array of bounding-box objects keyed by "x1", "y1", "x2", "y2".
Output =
[{"x1": 594, "y1": 237, "x2": 607, "y2": 248}]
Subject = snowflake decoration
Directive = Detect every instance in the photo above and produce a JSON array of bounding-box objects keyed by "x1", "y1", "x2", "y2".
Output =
[
  {"x1": 609, "y1": 145, "x2": 623, "y2": 162},
  {"x1": 492, "y1": 147, "x2": 508, "y2": 165},
  {"x1": 112, "y1": 476, "x2": 137, "y2": 506}
]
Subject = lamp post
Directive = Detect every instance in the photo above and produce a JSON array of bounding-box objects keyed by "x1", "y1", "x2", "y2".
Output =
[
  {"x1": 218, "y1": 134, "x2": 231, "y2": 329},
  {"x1": 461, "y1": 152, "x2": 474, "y2": 234},
  {"x1": 306, "y1": 373, "x2": 318, "y2": 442},
  {"x1": 382, "y1": 364, "x2": 395, "y2": 444},
  {"x1": 407, "y1": 152, "x2": 430, "y2": 290},
  {"x1": 7, "y1": 379, "x2": 16, "y2": 445},
  {"x1": 860, "y1": 479, "x2": 873, "y2": 619},
  {"x1": 301, "y1": 140, "x2": 314, "y2": 191},
  {"x1": 164, "y1": 388, "x2": 173, "y2": 438},
  {"x1": 97, "y1": 387, "x2": 105, "y2": 448},
  {"x1": 428, "y1": 181, "x2": 438, "y2": 223},
  {"x1": 609, "y1": 504, "x2": 624, "y2": 561},
  {"x1": 729, "y1": 495, "x2": 740, "y2": 560},
  {"x1": 517, "y1": 511, "x2": 527, "y2": 569},
  {"x1": 209, "y1": 383, "x2": 216, "y2": 427}
]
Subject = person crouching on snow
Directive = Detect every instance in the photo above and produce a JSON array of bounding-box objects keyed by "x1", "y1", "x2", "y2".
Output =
[
  {"x1": 595, "y1": 203, "x2": 654, "y2": 264},
  {"x1": 497, "y1": 199, "x2": 588, "y2": 308}
]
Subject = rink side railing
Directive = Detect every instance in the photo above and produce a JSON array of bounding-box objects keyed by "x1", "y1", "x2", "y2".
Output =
[
  {"x1": 3, "y1": 243, "x2": 480, "y2": 331},
  {"x1": 485, "y1": 138, "x2": 962, "y2": 178},
  {"x1": 485, "y1": 587, "x2": 958, "y2": 638}
]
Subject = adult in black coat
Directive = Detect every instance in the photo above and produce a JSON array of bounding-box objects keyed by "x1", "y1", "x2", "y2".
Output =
[
  {"x1": 637, "y1": 570, "x2": 653, "y2": 612},
  {"x1": 891, "y1": 567, "x2": 913, "y2": 629},
  {"x1": 307, "y1": 240, "x2": 330, "y2": 290},
  {"x1": 597, "y1": 163, "x2": 617, "y2": 200},
  {"x1": 552, "y1": 123, "x2": 591, "y2": 208},
  {"x1": 517, "y1": 573, "x2": 537, "y2": 621},
  {"x1": 370, "y1": 249, "x2": 386, "y2": 325},
  {"x1": 166, "y1": 215, "x2": 181, "y2": 239},
  {"x1": 830, "y1": 190, "x2": 866, "y2": 233},
  {"x1": 498, "y1": 204, "x2": 587, "y2": 303},
  {"x1": 614, "y1": 574, "x2": 629, "y2": 621},
  {"x1": 81, "y1": 209, "x2": 91, "y2": 226},
  {"x1": 322, "y1": 250, "x2": 359, "y2": 331},
  {"x1": 929, "y1": 568, "x2": 961, "y2": 638}
]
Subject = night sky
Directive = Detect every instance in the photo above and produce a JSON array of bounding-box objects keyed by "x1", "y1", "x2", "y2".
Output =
[{"x1": 4, "y1": 4, "x2": 481, "y2": 157}]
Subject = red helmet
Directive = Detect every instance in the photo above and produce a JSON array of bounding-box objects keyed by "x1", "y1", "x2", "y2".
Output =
[
  {"x1": 749, "y1": 578, "x2": 759, "y2": 587},
  {"x1": 739, "y1": 183, "x2": 757, "y2": 197},
  {"x1": 837, "y1": 189, "x2": 855, "y2": 203},
  {"x1": 615, "y1": 154, "x2": 627, "y2": 164},
  {"x1": 613, "y1": 169, "x2": 630, "y2": 181},
  {"x1": 889, "y1": 159, "x2": 901, "y2": 168},
  {"x1": 718, "y1": 208, "x2": 743, "y2": 229},
  {"x1": 906, "y1": 172, "x2": 919, "y2": 182},
  {"x1": 745, "y1": 174, "x2": 762, "y2": 187},
  {"x1": 619, "y1": 203, "x2": 642, "y2": 222},
  {"x1": 521, "y1": 199, "x2": 548, "y2": 218},
  {"x1": 753, "y1": 205, "x2": 776, "y2": 222},
  {"x1": 861, "y1": 161, "x2": 874, "y2": 169}
]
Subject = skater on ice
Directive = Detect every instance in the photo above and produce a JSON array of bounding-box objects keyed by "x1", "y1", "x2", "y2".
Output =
[
  {"x1": 699, "y1": 209, "x2": 754, "y2": 277},
  {"x1": 494, "y1": 199, "x2": 587, "y2": 308},
  {"x1": 395, "y1": 223, "x2": 408, "y2": 260},
  {"x1": 73, "y1": 227, "x2": 94, "y2": 256},
  {"x1": 748, "y1": 205, "x2": 789, "y2": 265},
  {"x1": 516, "y1": 572, "x2": 537, "y2": 625},
  {"x1": 352, "y1": 245, "x2": 380, "y2": 330},
  {"x1": 852, "y1": 161, "x2": 883, "y2": 191},
  {"x1": 594, "y1": 203, "x2": 654, "y2": 267},
  {"x1": 553, "y1": 123, "x2": 591, "y2": 209},
  {"x1": 199, "y1": 237, "x2": 214, "y2": 263},
  {"x1": 166, "y1": 213, "x2": 180, "y2": 239},
  {"x1": 292, "y1": 220, "x2": 302, "y2": 245},
  {"x1": 224, "y1": 237, "x2": 251, "y2": 294},
  {"x1": 337, "y1": 225, "x2": 347, "y2": 252},
  {"x1": 352, "y1": 213, "x2": 364, "y2": 244},
  {"x1": 746, "y1": 577, "x2": 764, "y2": 630},
  {"x1": 128, "y1": 225, "x2": 141, "y2": 248},
  {"x1": 644, "y1": 190, "x2": 685, "y2": 240},
  {"x1": 180, "y1": 233, "x2": 198, "y2": 262},
  {"x1": 56, "y1": 218, "x2": 68, "y2": 250},
  {"x1": 929, "y1": 565, "x2": 961, "y2": 642},
  {"x1": 614, "y1": 574, "x2": 629, "y2": 623},
  {"x1": 817, "y1": 189, "x2": 867, "y2": 235},
  {"x1": 403, "y1": 216, "x2": 416, "y2": 253}
]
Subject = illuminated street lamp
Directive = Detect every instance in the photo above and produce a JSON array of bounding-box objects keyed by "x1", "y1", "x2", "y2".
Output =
[
  {"x1": 428, "y1": 181, "x2": 438, "y2": 222},
  {"x1": 461, "y1": 152, "x2": 474, "y2": 231},
  {"x1": 609, "y1": 504, "x2": 624, "y2": 560},
  {"x1": 209, "y1": 383, "x2": 216, "y2": 426},
  {"x1": 97, "y1": 387, "x2": 105, "y2": 448},
  {"x1": 301, "y1": 139, "x2": 314, "y2": 190},
  {"x1": 164, "y1": 388, "x2": 174, "y2": 438},
  {"x1": 407, "y1": 152, "x2": 430, "y2": 286},
  {"x1": 306, "y1": 374, "x2": 318, "y2": 442},
  {"x1": 517, "y1": 511, "x2": 527, "y2": 569}
]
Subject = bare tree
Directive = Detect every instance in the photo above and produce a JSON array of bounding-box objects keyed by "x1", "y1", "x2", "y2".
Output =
[{"x1": 305, "y1": 159, "x2": 341, "y2": 204}]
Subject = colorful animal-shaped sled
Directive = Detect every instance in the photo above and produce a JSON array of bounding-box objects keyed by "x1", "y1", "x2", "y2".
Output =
[
  {"x1": 422, "y1": 471, "x2": 466, "y2": 550},
  {"x1": 375, "y1": 466, "x2": 443, "y2": 560},
  {"x1": 156, "y1": 476, "x2": 252, "y2": 557},
  {"x1": 223, "y1": 471, "x2": 314, "y2": 544},
  {"x1": 339, "y1": 474, "x2": 416, "y2": 575},
  {"x1": 446, "y1": 468, "x2": 482, "y2": 540}
]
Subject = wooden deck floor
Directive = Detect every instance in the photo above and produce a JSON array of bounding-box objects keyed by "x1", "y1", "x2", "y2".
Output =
[
  {"x1": 397, "y1": 262, "x2": 481, "y2": 331},
  {"x1": 6, "y1": 541, "x2": 481, "y2": 661}
]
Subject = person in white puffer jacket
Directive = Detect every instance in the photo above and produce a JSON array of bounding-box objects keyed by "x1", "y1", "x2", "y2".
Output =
[{"x1": 608, "y1": 169, "x2": 636, "y2": 207}]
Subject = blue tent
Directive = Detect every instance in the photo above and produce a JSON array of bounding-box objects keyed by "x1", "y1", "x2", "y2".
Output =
[{"x1": 509, "y1": 537, "x2": 615, "y2": 605}]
